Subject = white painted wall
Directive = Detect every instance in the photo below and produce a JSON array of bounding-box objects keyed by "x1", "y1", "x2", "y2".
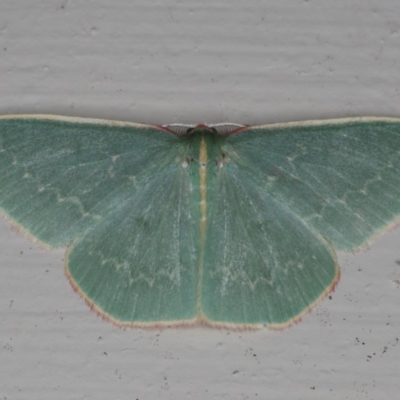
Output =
[{"x1": 1, "y1": 1, "x2": 399, "y2": 398}]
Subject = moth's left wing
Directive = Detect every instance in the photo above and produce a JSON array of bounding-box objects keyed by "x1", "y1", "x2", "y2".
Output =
[{"x1": 200, "y1": 118, "x2": 400, "y2": 328}]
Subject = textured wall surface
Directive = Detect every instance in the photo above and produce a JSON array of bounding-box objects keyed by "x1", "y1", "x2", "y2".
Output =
[{"x1": 1, "y1": 1, "x2": 399, "y2": 399}]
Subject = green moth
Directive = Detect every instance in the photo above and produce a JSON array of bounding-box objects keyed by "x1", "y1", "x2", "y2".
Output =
[{"x1": 1, "y1": 115, "x2": 399, "y2": 329}]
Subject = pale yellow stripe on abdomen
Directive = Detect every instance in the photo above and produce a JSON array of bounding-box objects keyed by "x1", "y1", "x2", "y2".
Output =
[
  {"x1": 196, "y1": 135, "x2": 208, "y2": 319},
  {"x1": 199, "y1": 135, "x2": 208, "y2": 235}
]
